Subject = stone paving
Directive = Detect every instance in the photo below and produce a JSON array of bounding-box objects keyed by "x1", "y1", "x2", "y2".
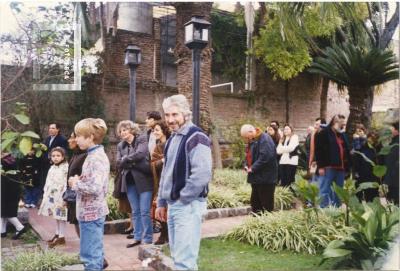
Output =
[{"x1": 27, "y1": 208, "x2": 248, "y2": 270}]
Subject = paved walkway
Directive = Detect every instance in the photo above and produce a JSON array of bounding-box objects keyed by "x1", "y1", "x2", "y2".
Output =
[{"x1": 28, "y1": 208, "x2": 247, "y2": 270}]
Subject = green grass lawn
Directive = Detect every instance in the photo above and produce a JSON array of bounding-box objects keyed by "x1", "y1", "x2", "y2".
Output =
[{"x1": 165, "y1": 238, "x2": 341, "y2": 270}]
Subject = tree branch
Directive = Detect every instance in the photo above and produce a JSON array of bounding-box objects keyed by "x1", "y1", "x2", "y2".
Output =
[{"x1": 380, "y1": 2, "x2": 399, "y2": 49}]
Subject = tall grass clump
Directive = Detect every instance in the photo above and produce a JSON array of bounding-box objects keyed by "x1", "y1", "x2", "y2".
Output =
[
  {"x1": 225, "y1": 209, "x2": 352, "y2": 255},
  {"x1": 2, "y1": 249, "x2": 80, "y2": 271}
]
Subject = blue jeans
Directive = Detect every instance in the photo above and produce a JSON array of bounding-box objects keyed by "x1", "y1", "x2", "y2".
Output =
[
  {"x1": 319, "y1": 168, "x2": 345, "y2": 208},
  {"x1": 126, "y1": 184, "x2": 153, "y2": 243},
  {"x1": 24, "y1": 186, "x2": 41, "y2": 205},
  {"x1": 79, "y1": 217, "x2": 105, "y2": 271},
  {"x1": 168, "y1": 200, "x2": 207, "y2": 270}
]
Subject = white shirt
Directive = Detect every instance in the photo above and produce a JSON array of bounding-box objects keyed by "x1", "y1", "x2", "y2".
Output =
[
  {"x1": 148, "y1": 132, "x2": 157, "y2": 156},
  {"x1": 277, "y1": 134, "x2": 299, "y2": 166}
]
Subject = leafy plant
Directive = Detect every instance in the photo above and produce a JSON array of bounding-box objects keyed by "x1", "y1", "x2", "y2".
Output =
[
  {"x1": 321, "y1": 199, "x2": 399, "y2": 269},
  {"x1": 332, "y1": 180, "x2": 379, "y2": 226},
  {"x1": 1, "y1": 103, "x2": 46, "y2": 158},
  {"x1": 106, "y1": 176, "x2": 128, "y2": 221},
  {"x1": 2, "y1": 249, "x2": 80, "y2": 271},
  {"x1": 226, "y1": 209, "x2": 351, "y2": 255}
]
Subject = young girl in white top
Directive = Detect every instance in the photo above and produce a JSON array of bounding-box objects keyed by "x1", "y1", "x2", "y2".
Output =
[
  {"x1": 276, "y1": 124, "x2": 299, "y2": 187},
  {"x1": 38, "y1": 147, "x2": 68, "y2": 248}
]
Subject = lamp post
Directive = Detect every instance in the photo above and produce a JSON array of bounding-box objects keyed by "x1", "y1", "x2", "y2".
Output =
[
  {"x1": 184, "y1": 16, "x2": 210, "y2": 126},
  {"x1": 124, "y1": 44, "x2": 141, "y2": 121}
]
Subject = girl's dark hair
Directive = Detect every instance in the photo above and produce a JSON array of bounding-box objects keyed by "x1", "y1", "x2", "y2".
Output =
[
  {"x1": 154, "y1": 120, "x2": 171, "y2": 139},
  {"x1": 282, "y1": 124, "x2": 294, "y2": 143},
  {"x1": 50, "y1": 147, "x2": 67, "y2": 163},
  {"x1": 269, "y1": 126, "x2": 281, "y2": 145}
]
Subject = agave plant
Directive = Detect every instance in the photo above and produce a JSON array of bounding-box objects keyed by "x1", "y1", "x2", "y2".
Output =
[{"x1": 308, "y1": 43, "x2": 399, "y2": 135}]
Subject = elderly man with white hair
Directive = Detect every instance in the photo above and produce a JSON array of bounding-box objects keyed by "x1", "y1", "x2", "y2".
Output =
[
  {"x1": 155, "y1": 94, "x2": 212, "y2": 270},
  {"x1": 241, "y1": 124, "x2": 278, "y2": 213}
]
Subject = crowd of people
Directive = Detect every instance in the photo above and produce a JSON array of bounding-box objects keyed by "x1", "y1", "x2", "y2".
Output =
[
  {"x1": 1, "y1": 93, "x2": 398, "y2": 270},
  {"x1": 241, "y1": 116, "x2": 399, "y2": 214},
  {"x1": 1, "y1": 94, "x2": 212, "y2": 270}
]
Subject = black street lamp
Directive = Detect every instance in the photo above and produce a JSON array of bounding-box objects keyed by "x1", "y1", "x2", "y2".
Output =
[
  {"x1": 124, "y1": 44, "x2": 141, "y2": 121},
  {"x1": 184, "y1": 16, "x2": 210, "y2": 126}
]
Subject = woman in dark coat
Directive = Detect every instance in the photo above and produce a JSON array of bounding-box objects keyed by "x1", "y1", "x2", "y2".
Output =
[
  {"x1": 151, "y1": 121, "x2": 171, "y2": 245},
  {"x1": 353, "y1": 131, "x2": 381, "y2": 202},
  {"x1": 116, "y1": 120, "x2": 153, "y2": 247},
  {"x1": 1, "y1": 153, "x2": 26, "y2": 239},
  {"x1": 65, "y1": 132, "x2": 87, "y2": 236}
]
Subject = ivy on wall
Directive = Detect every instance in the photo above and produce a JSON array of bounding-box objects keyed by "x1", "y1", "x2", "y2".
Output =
[{"x1": 211, "y1": 9, "x2": 246, "y2": 81}]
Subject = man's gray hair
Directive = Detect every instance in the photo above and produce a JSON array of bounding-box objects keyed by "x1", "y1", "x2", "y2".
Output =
[
  {"x1": 162, "y1": 94, "x2": 193, "y2": 121},
  {"x1": 240, "y1": 124, "x2": 255, "y2": 136}
]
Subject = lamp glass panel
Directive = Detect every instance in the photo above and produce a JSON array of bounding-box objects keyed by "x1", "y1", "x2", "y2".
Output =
[
  {"x1": 202, "y1": 29, "x2": 209, "y2": 42},
  {"x1": 185, "y1": 24, "x2": 193, "y2": 42}
]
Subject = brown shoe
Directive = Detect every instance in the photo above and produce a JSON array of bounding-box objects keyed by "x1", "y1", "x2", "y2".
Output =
[
  {"x1": 47, "y1": 234, "x2": 59, "y2": 243},
  {"x1": 103, "y1": 258, "x2": 109, "y2": 269},
  {"x1": 49, "y1": 237, "x2": 65, "y2": 248}
]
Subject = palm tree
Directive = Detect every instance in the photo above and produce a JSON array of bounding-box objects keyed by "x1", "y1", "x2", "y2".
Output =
[{"x1": 308, "y1": 42, "x2": 399, "y2": 135}]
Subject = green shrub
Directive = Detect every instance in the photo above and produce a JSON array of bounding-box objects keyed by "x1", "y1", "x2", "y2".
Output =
[
  {"x1": 208, "y1": 187, "x2": 242, "y2": 209},
  {"x1": 225, "y1": 209, "x2": 352, "y2": 255},
  {"x1": 212, "y1": 169, "x2": 247, "y2": 188},
  {"x1": 106, "y1": 176, "x2": 128, "y2": 221},
  {"x1": 2, "y1": 249, "x2": 80, "y2": 271},
  {"x1": 274, "y1": 186, "x2": 295, "y2": 210}
]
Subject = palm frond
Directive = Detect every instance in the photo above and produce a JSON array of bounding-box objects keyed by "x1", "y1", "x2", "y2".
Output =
[{"x1": 308, "y1": 43, "x2": 399, "y2": 89}]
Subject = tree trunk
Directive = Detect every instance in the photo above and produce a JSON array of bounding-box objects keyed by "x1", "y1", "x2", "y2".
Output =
[
  {"x1": 320, "y1": 77, "x2": 329, "y2": 119},
  {"x1": 173, "y1": 2, "x2": 213, "y2": 133},
  {"x1": 346, "y1": 86, "x2": 374, "y2": 136},
  {"x1": 285, "y1": 80, "x2": 290, "y2": 123}
]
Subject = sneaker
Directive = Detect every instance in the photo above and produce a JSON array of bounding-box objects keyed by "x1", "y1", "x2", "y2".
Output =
[
  {"x1": 47, "y1": 234, "x2": 59, "y2": 243},
  {"x1": 12, "y1": 227, "x2": 26, "y2": 240},
  {"x1": 24, "y1": 204, "x2": 31, "y2": 208},
  {"x1": 49, "y1": 237, "x2": 66, "y2": 248},
  {"x1": 29, "y1": 204, "x2": 36, "y2": 208},
  {"x1": 126, "y1": 233, "x2": 135, "y2": 239}
]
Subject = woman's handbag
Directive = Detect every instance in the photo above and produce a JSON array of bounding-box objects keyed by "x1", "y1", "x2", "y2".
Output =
[
  {"x1": 112, "y1": 169, "x2": 124, "y2": 199},
  {"x1": 62, "y1": 188, "x2": 76, "y2": 203}
]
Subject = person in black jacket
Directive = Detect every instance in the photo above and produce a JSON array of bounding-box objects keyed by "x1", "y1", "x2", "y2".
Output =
[
  {"x1": 65, "y1": 132, "x2": 87, "y2": 236},
  {"x1": 20, "y1": 150, "x2": 42, "y2": 208},
  {"x1": 315, "y1": 115, "x2": 351, "y2": 207},
  {"x1": 353, "y1": 131, "x2": 381, "y2": 202},
  {"x1": 40, "y1": 123, "x2": 68, "y2": 194},
  {"x1": 241, "y1": 124, "x2": 278, "y2": 213},
  {"x1": 116, "y1": 120, "x2": 153, "y2": 247},
  {"x1": 1, "y1": 153, "x2": 26, "y2": 239},
  {"x1": 383, "y1": 122, "x2": 399, "y2": 205}
]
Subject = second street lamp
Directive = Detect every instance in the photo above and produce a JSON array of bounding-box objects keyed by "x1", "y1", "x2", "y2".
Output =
[
  {"x1": 184, "y1": 16, "x2": 211, "y2": 126},
  {"x1": 124, "y1": 44, "x2": 141, "y2": 121}
]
